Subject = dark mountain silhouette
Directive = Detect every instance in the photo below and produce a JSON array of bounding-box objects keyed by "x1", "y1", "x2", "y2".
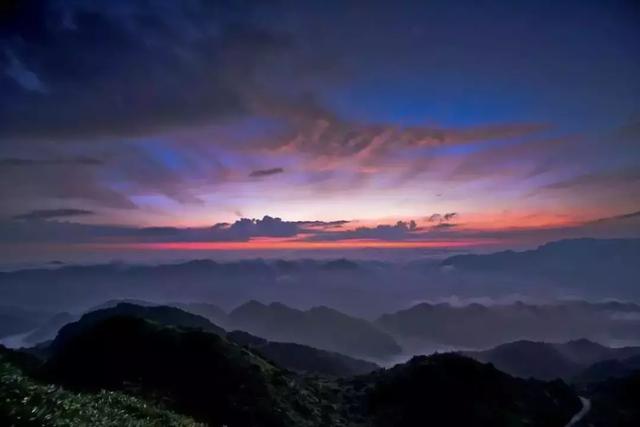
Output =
[
  {"x1": 579, "y1": 371, "x2": 640, "y2": 426},
  {"x1": 53, "y1": 302, "x2": 377, "y2": 378},
  {"x1": 43, "y1": 316, "x2": 343, "y2": 427},
  {"x1": 51, "y1": 303, "x2": 225, "y2": 353},
  {"x1": 88, "y1": 299, "x2": 230, "y2": 328},
  {"x1": 229, "y1": 300, "x2": 402, "y2": 360},
  {"x1": 87, "y1": 298, "x2": 173, "y2": 313},
  {"x1": 227, "y1": 330, "x2": 379, "y2": 376},
  {"x1": 376, "y1": 300, "x2": 640, "y2": 350},
  {"x1": 351, "y1": 353, "x2": 580, "y2": 427},
  {"x1": 464, "y1": 339, "x2": 640, "y2": 380}
]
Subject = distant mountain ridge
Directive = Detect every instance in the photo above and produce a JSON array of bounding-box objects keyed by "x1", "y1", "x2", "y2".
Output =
[
  {"x1": 376, "y1": 300, "x2": 640, "y2": 350},
  {"x1": 442, "y1": 238, "x2": 640, "y2": 272},
  {"x1": 463, "y1": 338, "x2": 640, "y2": 381},
  {"x1": 2, "y1": 238, "x2": 639, "y2": 316},
  {"x1": 0, "y1": 306, "x2": 53, "y2": 339},
  {"x1": 228, "y1": 300, "x2": 402, "y2": 360},
  {"x1": 441, "y1": 238, "x2": 640, "y2": 297}
]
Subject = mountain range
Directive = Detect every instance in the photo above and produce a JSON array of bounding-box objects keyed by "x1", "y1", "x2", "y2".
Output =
[
  {"x1": 3, "y1": 302, "x2": 639, "y2": 426},
  {"x1": 376, "y1": 300, "x2": 640, "y2": 351},
  {"x1": 441, "y1": 238, "x2": 640, "y2": 298},
  {"x1": 1, "y1": 304, "x2": 587, "y2": 427},
  {"x1": 463, "y1": 339, "x2": 640, "y2": 381},
  {"x1": 2, "y1": 238, "x2": 638, "y2": 318},
  {"x1": 228, "y1": 300, "x2": 402, "y2": 361}
]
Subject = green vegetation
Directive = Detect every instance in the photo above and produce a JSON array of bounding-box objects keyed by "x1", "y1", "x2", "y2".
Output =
[{"x1": 0, "y1": 355, "x2": 203, "y2": 427}]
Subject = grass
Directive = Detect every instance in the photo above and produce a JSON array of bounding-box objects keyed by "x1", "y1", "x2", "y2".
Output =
[{"x1": 0, "y1": 357, "x2": 204, "y2": 427}]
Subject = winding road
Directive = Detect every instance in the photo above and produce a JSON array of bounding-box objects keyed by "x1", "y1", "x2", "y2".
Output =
[{"x1": 565, "y1": 396, "x2": 591, "y2": 427}]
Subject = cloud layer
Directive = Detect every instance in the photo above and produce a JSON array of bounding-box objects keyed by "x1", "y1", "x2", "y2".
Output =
[{"x1": 0, "y1": 0, "x2": 638, "y2": 253}]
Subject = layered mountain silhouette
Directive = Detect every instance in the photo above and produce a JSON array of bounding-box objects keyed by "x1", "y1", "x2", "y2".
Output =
[
  {"x1": 463, "y1": 339, "x2": 640, "y2": 380},
  {"x1": 376, "y1": 300, "x2": 640, "y2": 350},
  {"x1": 228, "y1": 300, "x2": 402, "y2": 360},
  {"x1": 49, "y1": 302, "x2": 378, "y2": 378},
  {"x1": 1, "y1": 307, "x2": 583, "y2": 427},
  {"x1": 441, "y1": 238, "x2": 640, "y2": 295},
  {"x1": 2, "y1": 238, "x2": 639, "y2": 318},
  {"x1": 575, "y1": 354, "x2": 640, "y2": 384}
]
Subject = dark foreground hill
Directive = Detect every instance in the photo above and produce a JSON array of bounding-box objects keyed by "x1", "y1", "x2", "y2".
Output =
[
  {"x1": 354, "y1": 353, "x2": 580, "y2": 427},
  {"x1": 577, "y1": 371, "x2": 640, "y2": 427},
  {"x1": 43, "y1": 316, "x2": 341, "y2": 427},
  {"x1": 50, "y1": 303, "x2": 225, "y2": 353}
]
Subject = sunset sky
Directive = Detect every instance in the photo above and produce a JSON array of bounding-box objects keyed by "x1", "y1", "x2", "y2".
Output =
[{"x1": 1, "y1": 0, "x2": 639, "y2": 259}]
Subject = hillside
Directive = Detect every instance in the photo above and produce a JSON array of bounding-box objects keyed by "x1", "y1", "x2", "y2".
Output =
[
  {"x1": 228, "y1": 330, "x2": 379, "y2": 376},
  {"x1": 50, "y1": 303, "x2": 225, "y2": 353},
  {"x1": 349, "y1": 353, "x2": 580, "y2": 426},
  {"x1": 43, "y1": 316, "x2": 343, "y2": 427},
  {"x1": 0, "y1": 348, "x2": 203, "y2": 426}
]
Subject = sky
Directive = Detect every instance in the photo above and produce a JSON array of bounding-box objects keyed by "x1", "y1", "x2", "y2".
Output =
[{"x1": 0, "y1": 0, "x2": 639, "y2": 261}]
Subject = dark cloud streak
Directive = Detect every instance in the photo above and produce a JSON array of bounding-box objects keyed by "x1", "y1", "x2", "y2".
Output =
[
  {"x1": 0, "y1": 156, "x2": 104, "y2": 167},
  {"x1": 249, "y1": 167, "x2": 284, "y2": 178},
  {"x1": 12, "y1": 208, "x2": 95, "y2": 221}
]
